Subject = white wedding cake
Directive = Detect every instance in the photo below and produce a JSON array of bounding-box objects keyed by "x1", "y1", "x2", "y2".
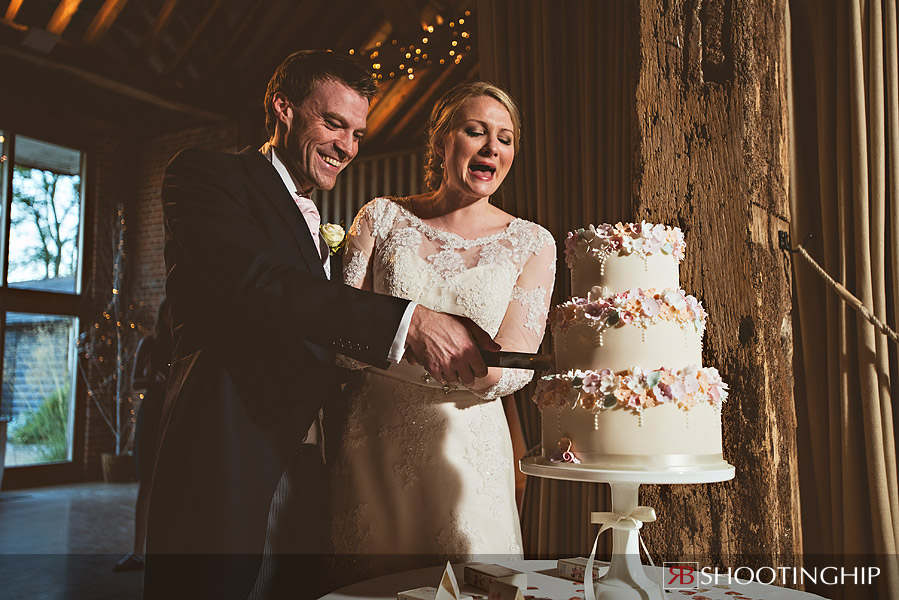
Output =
[{"x1": 534, "y1": 222, "x2": 730, "y2": 471}]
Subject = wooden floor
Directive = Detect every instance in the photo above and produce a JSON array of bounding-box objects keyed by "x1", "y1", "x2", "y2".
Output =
[{"x1": 0, "y1": 482, "x2": 142, "y2": 600}]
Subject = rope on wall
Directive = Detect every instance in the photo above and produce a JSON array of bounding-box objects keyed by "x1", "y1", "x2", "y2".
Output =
[{"x1": 781, "y1": 231, "x2": 899, "y2": 345}]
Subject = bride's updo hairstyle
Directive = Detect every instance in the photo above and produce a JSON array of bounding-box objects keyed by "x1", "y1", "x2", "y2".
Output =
[{"x1": 424, "y1": 81, "x2": 522, "y2": 191}]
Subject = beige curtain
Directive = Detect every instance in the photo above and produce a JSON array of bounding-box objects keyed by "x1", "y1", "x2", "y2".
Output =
[
  {"x1": 478, "y1": 0, "x2": 632, "y2": 557},
  {"x1": 790, "y1": 0, "x2": 899, "y2": 598}
]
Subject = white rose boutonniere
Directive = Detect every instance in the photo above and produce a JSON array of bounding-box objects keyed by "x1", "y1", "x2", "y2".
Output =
[{"x1": 320, "y1": 223, "x2": 346, "y2": 255}]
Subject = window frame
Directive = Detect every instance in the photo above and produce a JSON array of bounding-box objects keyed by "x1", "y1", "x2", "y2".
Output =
[{"x1": 0, "y1": 128, "x2": 91, "y2": 489}]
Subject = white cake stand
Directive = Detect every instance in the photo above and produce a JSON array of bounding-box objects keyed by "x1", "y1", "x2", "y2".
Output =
[{"x1": 520, "y1": 456, "x2": 735, "y2": 600}]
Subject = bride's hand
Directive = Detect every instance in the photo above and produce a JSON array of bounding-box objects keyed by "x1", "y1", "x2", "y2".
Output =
[{"x1": 405, "y1": 306, "x2": 500, "y2": 386}]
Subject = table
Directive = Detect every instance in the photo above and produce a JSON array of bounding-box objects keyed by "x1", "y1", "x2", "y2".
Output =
[{"x1": 318, "y1": 559, "x2": 830, "y2": 600}]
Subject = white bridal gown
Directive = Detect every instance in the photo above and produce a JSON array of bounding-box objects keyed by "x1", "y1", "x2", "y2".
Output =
[{"x1": 329, "y1": 197, "x2": 556, "y2": 574}]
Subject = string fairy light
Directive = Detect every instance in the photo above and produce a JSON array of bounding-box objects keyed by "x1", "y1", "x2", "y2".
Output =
[
  {"x1": 75, "y1": 202, "x2": 150, "y2": 457},
  {"x1": 347, "y1": 9, "x2": 474, "y2": 80}
]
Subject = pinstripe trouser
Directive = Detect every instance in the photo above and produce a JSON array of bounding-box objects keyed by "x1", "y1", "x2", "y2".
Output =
[{"x1": 248, "y1": 444, "x2": 328, "y2": 600}]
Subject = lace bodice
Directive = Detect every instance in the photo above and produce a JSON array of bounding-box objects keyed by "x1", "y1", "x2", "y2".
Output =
[{"x1": 344, "y1": 197, "x2": 556, "y2": 399}]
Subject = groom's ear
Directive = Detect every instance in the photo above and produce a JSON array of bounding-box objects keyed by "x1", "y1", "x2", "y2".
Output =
[{"x1": 272, "y1": 93, "x2": 292, "y2": 126}]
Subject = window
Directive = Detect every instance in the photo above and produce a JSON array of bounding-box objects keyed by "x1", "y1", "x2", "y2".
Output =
[{"x1": 0, "y1": 132, "x2": 84, "y2": 471}]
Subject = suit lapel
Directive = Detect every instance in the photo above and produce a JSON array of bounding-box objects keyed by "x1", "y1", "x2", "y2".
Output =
[
  {"x1": 237, "y1": 147, "x2": 325, "y2": 278},
  {"x1": 329, "y1": 249, "x2": 341, "y2": 283}
]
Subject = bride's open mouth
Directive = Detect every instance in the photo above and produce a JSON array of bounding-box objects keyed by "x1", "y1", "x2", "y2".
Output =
[{"x1": 469, "y1": 161, "x2": 496, "y2": 180}]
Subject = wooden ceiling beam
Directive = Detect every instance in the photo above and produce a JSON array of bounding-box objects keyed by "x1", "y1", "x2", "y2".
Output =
[
  {"x1": 382, "y1": 60, "x2": 471, "y2": 145},
  {"x1": 0, "y1": 43, "x2": 224, "y2": 120},
  {"x1": 163, "y1": 0, "x2": 226, "y2": 76},
  {"x1": 197, "y1": 0, "x2": 267, "y2": 83},
  {"x1": 374, "y1": 0, "x2": 424, "y2": 39},
  {"x1": 46, "y1": 0, "x2": 84, "y2": 36},
  {"x1": 0, "y1": 20, "x2": 224, "y2": 121},
  {"x1": 138, "y1": 0, "x2": 179, "y2": 62},
  {"x1": 4, "y1": 0, "x2": 24, "y2": 22},
  {"x1": 361, "y1": 20, "x2": 393, "y2": 53},
  {"x1": 82, "y1": 0, "x2": 129, "y2": 46},
  {"x1": 336, "y1": 4, "x2": 387, "y2": 52},
  {"x1": 254, "y1": 0, "x2": 323, "y2": 72},
  {"x1": 365, "y1": 74, "x2": 418, "y2": 139}
]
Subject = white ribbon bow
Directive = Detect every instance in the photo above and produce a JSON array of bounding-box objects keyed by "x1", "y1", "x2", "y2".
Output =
[
  {"x1": 591, "y1": 506, "x2": 657, "y2": 534},
  {"x1": 584, "y1": 506, "x2": 663, "y2": 600}
]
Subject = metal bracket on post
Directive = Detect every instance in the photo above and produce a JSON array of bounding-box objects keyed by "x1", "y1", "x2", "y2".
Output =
[{"x1": 778, "y1": 230, "x2": 792, "y2": 252}]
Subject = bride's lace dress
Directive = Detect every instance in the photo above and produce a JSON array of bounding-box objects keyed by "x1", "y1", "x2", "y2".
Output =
[{"x1": 329, "y1": 197, "x2": 555, "y2": 575}]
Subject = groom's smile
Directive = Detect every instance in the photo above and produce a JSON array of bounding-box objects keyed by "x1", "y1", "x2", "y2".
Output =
[{"x1": 273, "y1": 78, "x2": 369, "y2": 192}]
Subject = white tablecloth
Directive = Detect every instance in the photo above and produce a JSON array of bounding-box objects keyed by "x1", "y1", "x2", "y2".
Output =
[{"x1": 318, "y1": 559, "x2": 830, "y2": 600}]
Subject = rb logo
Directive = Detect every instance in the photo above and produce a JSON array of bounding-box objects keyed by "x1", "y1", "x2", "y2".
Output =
[{"x1": 663, "y1": 562, "x2": 698, "y2": 590}]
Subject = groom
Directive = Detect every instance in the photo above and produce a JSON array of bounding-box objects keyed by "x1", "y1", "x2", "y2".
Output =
[{"x1": 144, "y1": 50, "x2": 498, "y2": 600}]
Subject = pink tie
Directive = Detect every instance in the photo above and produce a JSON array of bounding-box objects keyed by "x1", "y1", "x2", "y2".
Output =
[
  {"x1": 293, "y1": 192, "x2": 321, "y2": 243},
  {"x1": 293, "y1": 192, "x2": 328, "y2": 265}
]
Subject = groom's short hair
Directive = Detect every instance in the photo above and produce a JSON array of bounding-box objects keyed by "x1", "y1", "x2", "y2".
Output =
[{"x1": 264, "y1": 49, "x2": 378, "y2": 136}]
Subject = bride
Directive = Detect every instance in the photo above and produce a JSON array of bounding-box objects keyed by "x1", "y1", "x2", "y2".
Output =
[{"x1": 329, "y1": 81, "x2": 556, "y2": 575}]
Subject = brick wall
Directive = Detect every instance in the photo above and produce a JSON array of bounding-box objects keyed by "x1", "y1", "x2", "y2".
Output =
[
  {"x1": 81, "y1": 120, "x2": 246, "y2": 474},
  {"x1": 128, "y1": 122, "x2": 245, "y2": 309}
]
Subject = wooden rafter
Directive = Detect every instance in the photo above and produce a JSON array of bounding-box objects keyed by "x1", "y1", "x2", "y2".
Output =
[
  {"x1": 375, "y1": 0, "x2": 424, "y2": 39},
  {"x1": 139, "y1": 0, "x2": 179, "y2": 62},
  {"x1": 163, "y1": 0, "x2": 227, "y2": 77},
  {"x1": 4, "y1": 0, "x2": 24, "y2": 22},
  {"x1": 254, "y1": 0, "x2": 322, "y2": 70},
  {"x1": 0, "y1": 38, "x2": 224, "y2": 121},
  {"x1": 361, "y1": 19, "x2": 393, "y2": 52},
  {"x1": 336, "y1": 5, "x2": 387, "y2": 52},
  {"x1": 365, "y1": 74, "x2": 418, "y2": 139},
  {"x1": 47, "y1": 0, "x2": 84, "y2": 36},
  {"x1": 382, "y1": 60, "x2": 474, "y2": 146},
  {"x1": 198, "y1": 0, "x2": 267, "y2": 82},
  {"x1": 82, "y1": 0, "x2": 129, "y2": 46}
]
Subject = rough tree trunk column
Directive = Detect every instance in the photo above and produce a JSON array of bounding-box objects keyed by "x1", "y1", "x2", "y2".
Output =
[{"x1": 631, "y1": 0, "x2": 801, "y2": 570}]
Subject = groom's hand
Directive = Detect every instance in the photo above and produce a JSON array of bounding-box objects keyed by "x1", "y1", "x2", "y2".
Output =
[{"x1": 405, "y1": 306, "x2": 501, "y2": 386}]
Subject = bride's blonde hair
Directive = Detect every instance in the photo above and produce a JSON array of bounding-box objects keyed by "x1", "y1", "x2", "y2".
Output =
[{"x1": 424, "y1": 81, "x2": 522, "y2": 191}]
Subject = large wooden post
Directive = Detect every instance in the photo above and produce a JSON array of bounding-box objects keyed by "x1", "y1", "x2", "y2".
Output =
[{"x1": 632, "y1": 0, "x2": 801, "y2": 568}]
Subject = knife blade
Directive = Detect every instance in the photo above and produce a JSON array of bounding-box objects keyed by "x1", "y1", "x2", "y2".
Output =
[{"x1": 481, "y1": 351, "x2": 554, "y2": 370}]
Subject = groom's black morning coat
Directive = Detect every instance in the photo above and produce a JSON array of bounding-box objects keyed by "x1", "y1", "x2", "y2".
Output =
[{"x1": 144, "y1": 147, "x2": 408, "y2": 599}]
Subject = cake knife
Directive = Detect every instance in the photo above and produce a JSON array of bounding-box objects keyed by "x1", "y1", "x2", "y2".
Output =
[{"x1": 481, "y1": 351, "x2": 554, "y2": 371}]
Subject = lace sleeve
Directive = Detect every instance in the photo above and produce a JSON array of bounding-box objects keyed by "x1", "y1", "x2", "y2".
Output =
[
  {"x1": 477, "y1": 368, "x2": 534, "y2": 400},
  {"x1": 468, "y1": 224, "x2": 557, "y2": 398},
  {"x1": 337, "y1": 200, "x2": 385, "y2": 370}
]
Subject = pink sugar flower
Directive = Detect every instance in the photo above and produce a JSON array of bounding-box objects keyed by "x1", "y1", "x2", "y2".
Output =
[
  {"x1": 668, "y1": 380, "x2": 687, "y2": 401},
  {"x1": 584, "y1": 303, "x2": 605, "y2": 320},
  {"x1": 653, "y1": 383, "x2": 674, "y2": 403},
  {"x1": 642, "y1": 297, "x2": 661, "y2": 317},
  {"x1": 643, "y1": 237, "x2": 662, "y2": 254},
  {"x1": 581, "y1": 371, "x2": 602, "y2": 394},
  {"x1": 627, "y1": 390, "x2": 648, "y2": 409},
  {"x1": 599, "y1": 369, "x2": 618, "y2": 395},
  {"x1": 684, "y1": 375, "x2": 700, "y2": 395},
  {"x1": 651, "y1": 223, "x2": 668, "y2": 242}
]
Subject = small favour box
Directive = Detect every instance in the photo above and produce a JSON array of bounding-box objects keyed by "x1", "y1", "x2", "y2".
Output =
[
  {"x1": 463, "y1": 564, "x2": 527, "y2": 591},
  {"x1": 487, "y1": 579, "x2": 525, "y2": 600},
  {"x1": 557, "y1": 556, "x2": 609, "y2": 581},
  {"x1": 397, "y1": 587, "x2": 474, "y2": 600},
  {"x1": 398, "y1": 562, "x2": 473, "y2": 600}
]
